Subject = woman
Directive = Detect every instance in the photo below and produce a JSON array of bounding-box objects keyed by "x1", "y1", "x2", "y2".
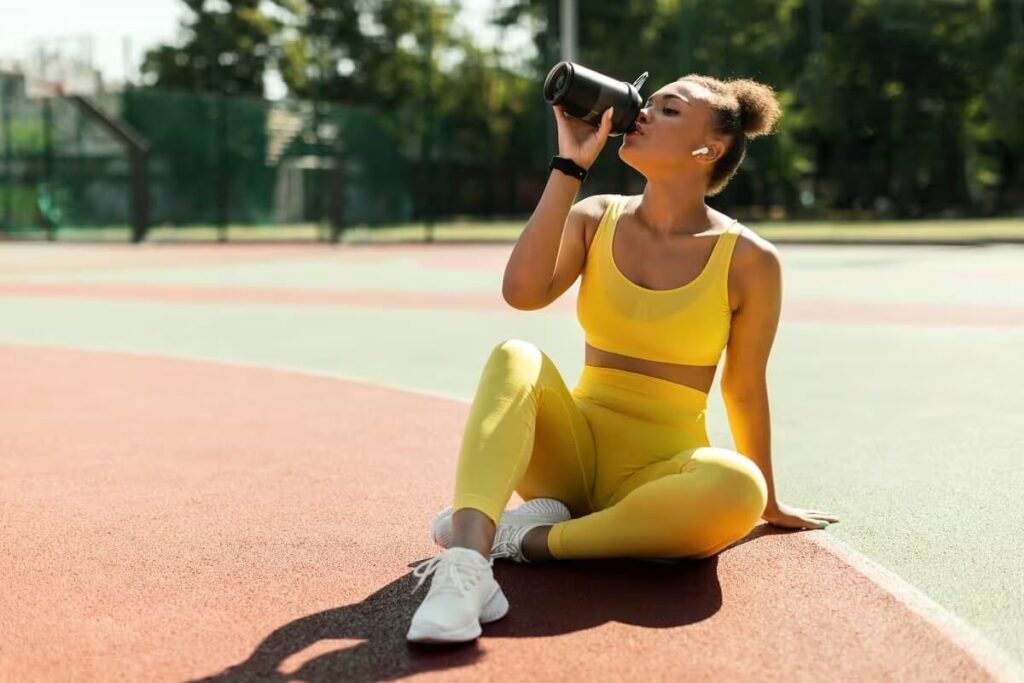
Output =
[{"x1": 406, "y1": 74, "x2": 839, "y2": 644}]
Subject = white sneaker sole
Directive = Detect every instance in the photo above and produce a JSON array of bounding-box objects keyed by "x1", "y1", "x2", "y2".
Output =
[
  {"x1": 430, "y1": 498, "x2": 571, "y2": 550},
  {"x1": 405, "y1": 584, "x2": 510, "y2": 643}
]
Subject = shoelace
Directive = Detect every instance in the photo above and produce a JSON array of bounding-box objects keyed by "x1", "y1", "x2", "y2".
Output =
[
  {"x1": 410, "y1": 553, "x2": 492, "y2": 595},
  {"x1": 490, "y1": 540, "x2": 518, "y2": 560},
  {"x1": 490, "y1": 523, "x2": 532, "y2": 562}
]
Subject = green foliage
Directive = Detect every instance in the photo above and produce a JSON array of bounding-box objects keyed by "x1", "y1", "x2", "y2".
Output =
[
  {"x1": 141, "y1": 0, "x2": 278, "y2": 96},
  {"x1": 8, "y1": 119, "x2": 49, "y2": 153},
  {"x1": 986, "y1": 44, "x2": 1024, "y2": 148},
  {"x1": 496, "y1": 0, "x2": 1023, "y2": 216},
  {"x1": 118, "y1": 0, "x2": 1024, "y2": 217}
]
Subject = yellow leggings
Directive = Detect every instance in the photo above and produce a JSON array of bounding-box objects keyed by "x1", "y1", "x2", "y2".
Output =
[{"x1": 453, "y1": 339, "x2": 769, "y2": 560}]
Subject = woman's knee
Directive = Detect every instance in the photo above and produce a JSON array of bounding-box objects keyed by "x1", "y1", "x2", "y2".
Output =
[
  {"x1": 653, "y1": 449, "x2": 766, "y2": 559},
  {"x1": 703, "y1": 447, "x2": 769, "y2": 523},
  {"x1": 488, "y1": 338, "x2": 542, "y2": 365},
  {"x1": 484, "y1": 338, "x2": 545, "y2": 382},
  {"x1": 474, "y1": 339, "x2": 547, "y2": 402}
]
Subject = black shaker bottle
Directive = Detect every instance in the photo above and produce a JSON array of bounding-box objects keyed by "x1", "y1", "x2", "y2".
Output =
[{"x1": 543, "y1": 62, "x2": 650, "y2": 137}]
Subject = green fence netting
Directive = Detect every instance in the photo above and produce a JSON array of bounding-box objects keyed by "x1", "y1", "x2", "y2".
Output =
[{"x1": 0, "y1": 79, "x2": 568, "y2": 241}]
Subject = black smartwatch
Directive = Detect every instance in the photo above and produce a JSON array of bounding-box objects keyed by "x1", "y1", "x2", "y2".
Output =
[{"x1": 549, "y1": 156, "x2": 588, "y2": 182}]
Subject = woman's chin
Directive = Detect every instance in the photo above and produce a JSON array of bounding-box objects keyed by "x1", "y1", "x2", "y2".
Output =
[{"x1": 617, "y1": 145, "x2": 646, "y2": 170}]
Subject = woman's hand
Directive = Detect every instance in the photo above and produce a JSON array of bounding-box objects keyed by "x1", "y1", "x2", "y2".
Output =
[
  {"x1": 762, "y1": 501, "x2": 839, "y2": 530},
  {"x1": 553, "y1": 104, "x2": 614, "y2": 170}
]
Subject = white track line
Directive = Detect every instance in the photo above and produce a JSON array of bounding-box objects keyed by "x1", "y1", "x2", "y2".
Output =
[
  {"x1": 808, "y1": 532, "x2": 1023, "y2": 683},
  {"x1": 3, "y1": 341, "x2": 1022, "y2": 682}
]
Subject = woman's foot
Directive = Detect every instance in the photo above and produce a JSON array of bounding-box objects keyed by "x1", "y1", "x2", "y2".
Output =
[
  {"x1": 406, "y1": 547, "x2": 509, "y2": 643},
  {"x1": 430, "y1": 498, "x2": 570, "y2": 562}
]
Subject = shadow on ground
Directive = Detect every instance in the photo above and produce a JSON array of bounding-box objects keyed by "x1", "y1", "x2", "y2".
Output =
[{"x1": 190, "y1": 524, "x2": 789, "y2": 682}]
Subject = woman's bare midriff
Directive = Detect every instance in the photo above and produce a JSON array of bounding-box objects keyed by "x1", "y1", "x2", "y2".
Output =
[{"x1": 584, "y1": 343, "x2": 717, "y2": 395}]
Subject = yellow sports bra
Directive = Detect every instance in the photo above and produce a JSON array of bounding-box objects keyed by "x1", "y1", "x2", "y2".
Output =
[{"x1": 577, "y1": 194, "x2": 742, "y2": 366}]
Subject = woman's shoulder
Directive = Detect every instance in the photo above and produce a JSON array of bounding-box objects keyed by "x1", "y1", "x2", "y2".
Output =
[
  {"x1": 729, "y1": 221, "x2": 779, "y2": 264},
  {"x1": 574, "y1": 194, "x2": 623, "y2": 251},
  {"x1": 723, "y1": 221, "x2": 781, "y2": 310},
  {"x1": 707, "y1": 207, "x2": 773, "y2": 253},
  {"x1": 729, "y1": 222, "x2": 781, "y2": 302}
]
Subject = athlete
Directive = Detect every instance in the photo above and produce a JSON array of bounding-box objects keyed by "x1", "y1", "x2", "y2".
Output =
[{"x1": 406, "y1": 74, "x2": 840, "y2": 644}]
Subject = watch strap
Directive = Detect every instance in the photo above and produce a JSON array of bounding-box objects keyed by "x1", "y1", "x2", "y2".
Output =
[{"x1": 549, "y1": 156, "x2": 588, "y2": 181}]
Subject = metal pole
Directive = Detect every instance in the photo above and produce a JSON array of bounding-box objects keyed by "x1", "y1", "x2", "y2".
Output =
[
  {"x1": 212, "y1": 12, "x2": 228, "y2": 242},
  {"x1": 329, "y1": 142, "x2": 345, "y2": 244},
  {"x1": 42, "y1": 97, "x2": 54, "y2": 241},
  {"x1": 422, "y1": 2, "x2": 435, "y2": 243},
  {"x1": 560, "y1": 0, "x2": 577, "y2": 62},
  {"x1": 678, "y1": 0, "x2": 691, "y2": 74},
  {"x1": 122, "y1": 36, "x2": 133, "y2": 88},
  {"x1": 543, "y1": 0, "x2": 557, "y2": 162},
  {"x1": 1012, "y1": 0, "x2": 1023, "y2": 44},
  {"x1": 810, "y1": 0, "x2": 823, "y2": 53},
  {"x1": 310, "y1": 3, "x2": 324, "y2": 242},
  {"x1": 130, "y1": 148, "x2": 149, "y2": 243},
  {"x1": 218, "y1": 94, "x2": 228, "y2": 242},
  {"x1": 68, "y1": 95, "x2": 150, "y2": 242},
  {"x1": 1, "y1": 78, "x2": 12, "y2": 233}
]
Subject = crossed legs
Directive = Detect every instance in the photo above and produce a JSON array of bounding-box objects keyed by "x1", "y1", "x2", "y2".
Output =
[{"x1": 450, "y1": 339, "x2": 767, "y2": 562}]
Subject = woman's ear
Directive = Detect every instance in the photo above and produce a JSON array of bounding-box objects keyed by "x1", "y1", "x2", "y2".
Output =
[{"x1": 699, "y1": 141, "x2": 726, "y2": 163}]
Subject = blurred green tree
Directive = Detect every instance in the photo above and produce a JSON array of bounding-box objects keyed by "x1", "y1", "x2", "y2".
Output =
[
  {"x1": 140, "y1": 0, "x2": 278, "y2": 97},
  {"x1": 276, "y1": 0, "x2": 541, "y2": 217},
  {"x1": 499, "y1": 0, "x2": 1024, "y2": 217},
  {"x1": 130, "y1": 0, "x2": 1024, "y2": 218},
  {"x1": 978, "y1": 42, "x2": 1024, "y2": 211}
]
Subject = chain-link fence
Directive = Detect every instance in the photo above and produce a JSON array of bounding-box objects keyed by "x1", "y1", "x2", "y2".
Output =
[{"x1": 0, "y1": 77, "x2": 584, "y2": 241}]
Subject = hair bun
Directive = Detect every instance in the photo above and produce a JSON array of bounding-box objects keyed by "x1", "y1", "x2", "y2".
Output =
[{"x1": 728, "y1": 79, "x2": 781, "y2": 139}]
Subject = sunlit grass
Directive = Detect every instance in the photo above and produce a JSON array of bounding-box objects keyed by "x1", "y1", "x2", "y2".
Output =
[{"x1": 3, "y1": 217, "x2": 1022, "y2": 244}]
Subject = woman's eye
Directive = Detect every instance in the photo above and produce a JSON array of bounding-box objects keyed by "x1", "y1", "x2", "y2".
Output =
[{"x1": 663, "y1": 108, "x2": 676, "y2": 114}]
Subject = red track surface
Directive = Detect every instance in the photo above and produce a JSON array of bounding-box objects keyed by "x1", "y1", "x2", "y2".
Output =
[{"x1": 0, "y1": 346, "x2": 1006, "y2": 681}]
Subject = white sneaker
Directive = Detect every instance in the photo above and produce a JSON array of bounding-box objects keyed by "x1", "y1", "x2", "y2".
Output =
[
  {"x1": 406, "y1": 546, "x2": 509, "y2": 644},
  {"x1": 430, "y1": 497, "x2": 571, "y2": 563}
]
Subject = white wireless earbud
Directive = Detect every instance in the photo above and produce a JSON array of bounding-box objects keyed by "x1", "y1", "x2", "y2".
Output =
[{"x1": 691, "y1": 146, "x2": 710, "y2": 157}]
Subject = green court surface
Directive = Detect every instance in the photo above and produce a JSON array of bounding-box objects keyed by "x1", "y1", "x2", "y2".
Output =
[{"x1": 0, "y1": 240, "x2": 1022, "y2": 664}]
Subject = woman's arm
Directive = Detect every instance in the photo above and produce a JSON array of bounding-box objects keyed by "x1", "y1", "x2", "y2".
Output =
[
  {"x1": 721, "y1": 240, "x2": 782, "y2": 511},
  {"x1": 503, "y1": 106, "x2": 614, "y2": 310},
  {"x1": 720, "y1": 239, "x2": 839, "y2": 530},
  {"x1": 502, "y1": 173, "x2": 586, "y2": 310}
]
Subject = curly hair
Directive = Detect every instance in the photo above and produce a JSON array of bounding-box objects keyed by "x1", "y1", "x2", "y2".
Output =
[{"x1": 678, "y1": 75, "x2": 782, "y2": 196}]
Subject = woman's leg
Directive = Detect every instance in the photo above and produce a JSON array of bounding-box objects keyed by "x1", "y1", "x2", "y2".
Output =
[
  {"x1": 451, "y1": 339, "x2": 597, "y2": 551},
  {"x1": 546, "y1": 446, "x2": 769, "y2": 560}
]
